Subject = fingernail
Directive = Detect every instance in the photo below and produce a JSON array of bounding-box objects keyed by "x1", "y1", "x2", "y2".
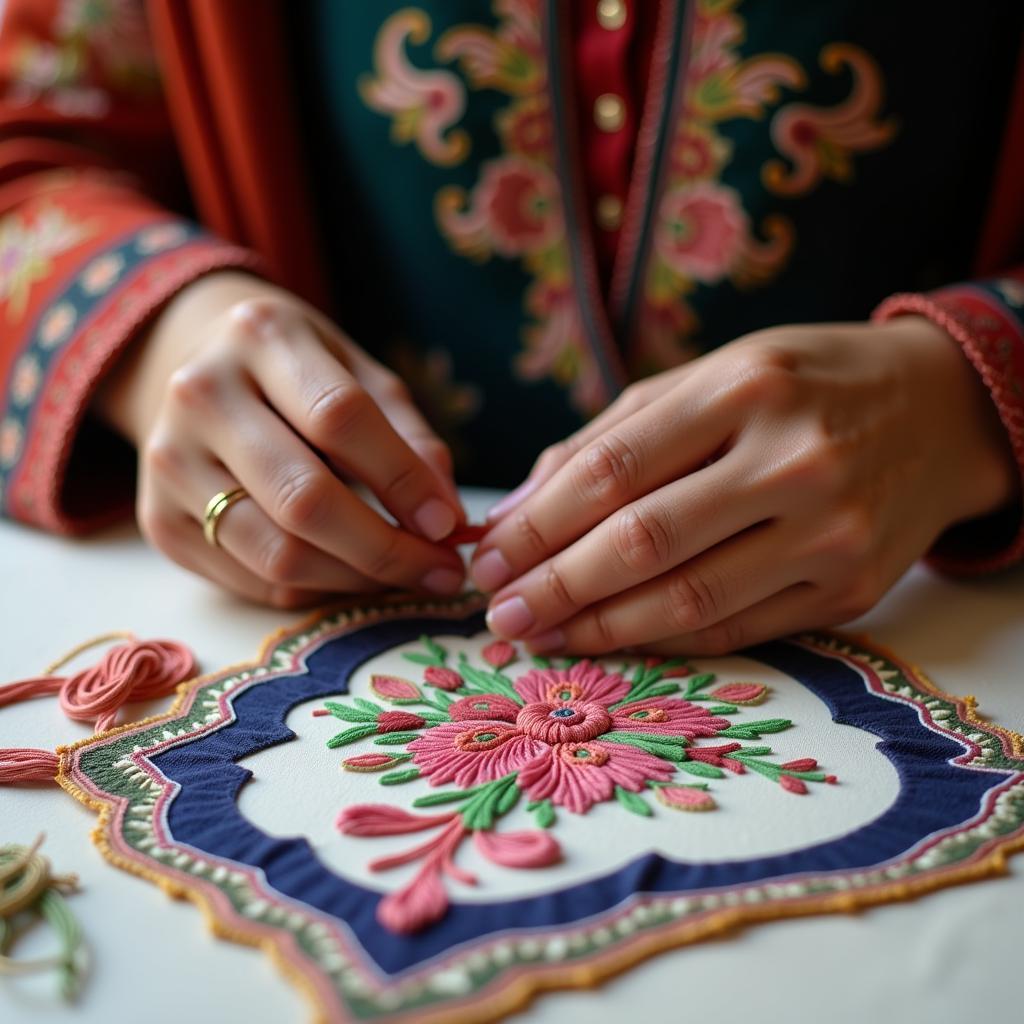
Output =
[
  {"x1": 421, "y1": 566, "x2": 464, "y2": 595},
  {"x1": 525, "y1": 628, "x2": 565, "y2": 654},
  {"x1": 470, "y1": 548, "x2": 513, "y2": 591},
  {"x1": 486, "y1": 479, "x2": 539, "y2": 523},
  {"x1": 414, "y1": 498, "x2": 457, "y2": 542},
  {"x1": 486, "y1": 596, "x2": 534, "y2": 637}
]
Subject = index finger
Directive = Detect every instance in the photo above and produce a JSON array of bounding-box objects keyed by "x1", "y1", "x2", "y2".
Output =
[
  {"x1": 238, "y1": 301, "x2": 463, "y2": 542},
  {"x1": 468, "y1": 375, "x2": 736, "y2": 593}
]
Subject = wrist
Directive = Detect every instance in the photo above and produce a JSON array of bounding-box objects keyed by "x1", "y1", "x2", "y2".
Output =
[
  {"x1": 93, "y1": 271, "x2": 273, "y2": 444},
  {"x1": 887, "y1": 314, "x2": 1018, "y2": 527}
]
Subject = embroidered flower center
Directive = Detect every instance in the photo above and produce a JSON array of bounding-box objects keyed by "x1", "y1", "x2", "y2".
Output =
[
  {"x1": 544, "y1": 681, "x2": 583, "y2": 702},
  {"x1": 626, "y1": 707, "x2": 669, "y2": 723},
  {"x1": 516, "y1": 701, "x2": 611, "y2": 744},
  {"x1": 556, "y1": 742, "x2": 609, "y2": 768},
  {"x1": 455, "y1": 723, "x2": 519, "y2": 752}
]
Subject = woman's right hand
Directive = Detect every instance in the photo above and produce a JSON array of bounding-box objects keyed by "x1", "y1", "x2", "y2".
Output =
[{"x1": 95, "y1": 272, "x2": 467, "y2": 608}]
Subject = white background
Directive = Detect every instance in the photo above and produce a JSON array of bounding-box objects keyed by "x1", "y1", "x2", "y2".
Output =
[{"x1": 2, "y1": 489, "x2": 1022, "y2": 1023}]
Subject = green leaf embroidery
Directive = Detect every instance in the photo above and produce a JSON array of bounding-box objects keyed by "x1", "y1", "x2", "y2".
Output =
[
  {"x1": 326, "y1": 724, "x2": 378, "y2": 748},
  {"x1": 717, "y1": 719, "x2": 792, "y2": 739},
  {"x1": 683, "y1": 672, "x2": 717, "y2": 697},
  {"x1": 403, "y1": 653, "x2": 442, "y2": 667},
  {"x1": 678, "y1": 761, "x2": 725, "y2": 779},
  {"x1": 379, "y1": 768, "x2": 421, "y2": 786},
  {"x1": 323, "y1": 701, "x2": 376, "y2": 723},
  {"x1": 614, "y1": 785, "x2": 652, "y2": 817},
  {"x1": 413, "y1": 787, "x2": 482, "y2": 807},
  {"x1": 527, "y1": 799, "x2": 556, "y2": 828},
  {"x1": 373, "y1": 731, "x2": 423, "y2": 745}
]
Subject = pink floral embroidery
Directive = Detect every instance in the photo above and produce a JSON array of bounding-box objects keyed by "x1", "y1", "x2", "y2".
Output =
[
  {"x1": 358, "y1": 9, "x2": 469, "y2": 167},
  {"x1": 322, "y1": 642, "x2": 837, "y2": 933},
  {"x1": 654, "y1": 182, "x2": 748, "y2": 284},
  {"x1": 438, "y1": 155, "x2": 563, "y2": 258},
  {"x1": 362, "y1": 1, "x2": 605, "y2": 413},
  {"x1": 764, "y1": 44, "x2": 898, "y2": 196},
  {"x1": 630, "y1": 0, "x2": 895, "y2": 376}
]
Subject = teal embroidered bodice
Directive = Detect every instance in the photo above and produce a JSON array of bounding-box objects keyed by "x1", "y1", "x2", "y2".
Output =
[{"x1": 288, "y1": 1, "x2": 1022, "y2": 487}]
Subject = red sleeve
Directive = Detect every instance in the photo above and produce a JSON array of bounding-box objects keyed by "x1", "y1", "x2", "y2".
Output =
[
  {"x1": 874, "y1": 271, "x2": 1024, "y2": 574},
  {"x1": 0, "y1": 0, "x2": 258, "y2": 534}
]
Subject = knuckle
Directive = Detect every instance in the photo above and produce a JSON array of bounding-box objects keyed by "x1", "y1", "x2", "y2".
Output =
[
  {"x1": 727, "y1": 346, "x2": 800, "y2": 410},
  {"x1": 588, "y1": 605, "x2": 620, "y2": 652},
  {"x1": 415, "y1": 437, "x2": 454, "y2": 475},
  {"x1": 611, "y1": 505, "x2": 673, "y2": 574},
  {"x1": 142, "y1": 435, "x2": 185, "y2": 481},
  {"x1": 616, "y1": 380, "x2": 650, "y2": 416},
  {"x1": 823, "y1": 506, "x2": 875, "y2": 565},
  {"x1": 664, "y1": 569, "x2": 722, "y2": 634},
  {"x1": 512, "y1": 509, "x2": 548, "y2": 558},
  {"x1": 695, "y1": 618, "x2": 746, "y2": 656},
  {"x1": 227, "y1": 296, "x2": 289, "y2": 334},
  {"x1": 572, "y1": 433, "x2": 641, "y2": 506},
  {"x1": 361, "y1": 529, "x2": 404, "y2": 581},
  {"x1": 379, "y1": 461, "x2": 421, "y2": 509},
  {"x1": 256, "y1": 533, "x2": 305, "y2": 585},
  {"x1": 306, "y1": 380, "x2": 372, "y2": 441},
  {"x1": 274, "y1": 468, "x2": 332, "y2": 532},
  {"x1": 541, "y1": 560, "x2": 575, "y2": 610},
  {"x1": 533, "y1": 441, "x2": 572, "y2": 477},
  {"x1": 377, "y1": 372, "x2": 412, "y2": 406},
  {"x1": 167, "y1": 362, "x2": 225, "y2": 409}
]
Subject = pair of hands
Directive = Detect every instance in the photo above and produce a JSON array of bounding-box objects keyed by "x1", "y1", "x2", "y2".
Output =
[{"x1": 97, "y1": 273, "x2": 1016, "y2": 654}]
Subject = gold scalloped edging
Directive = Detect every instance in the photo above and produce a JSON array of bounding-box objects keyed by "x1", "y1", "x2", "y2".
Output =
[{"x1": 56, "y1": 612, "x2": 1024, "y2": 1024}]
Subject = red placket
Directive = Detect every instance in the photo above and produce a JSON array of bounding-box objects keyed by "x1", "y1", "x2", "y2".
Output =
[{"x1": 571, "y1": 0, "x2": 657, "y2": 291}]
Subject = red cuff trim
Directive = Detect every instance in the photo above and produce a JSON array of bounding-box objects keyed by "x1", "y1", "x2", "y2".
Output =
[
  {"x1": 874, "y1": 291, "x2": 1024, "y2": 574},
  {"x1": 4, "y1": 235, "x2": 258, "y2": 532}
]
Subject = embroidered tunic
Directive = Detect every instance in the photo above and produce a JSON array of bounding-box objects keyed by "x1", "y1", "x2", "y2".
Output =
[{"x1": 1, "y1": 0, "x2": 1023, "y2": 573}]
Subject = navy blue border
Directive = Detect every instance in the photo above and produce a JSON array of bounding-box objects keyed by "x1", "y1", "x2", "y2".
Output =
[{"x1": 147, "y1": 612, "x2": 1008, "y2": 976}]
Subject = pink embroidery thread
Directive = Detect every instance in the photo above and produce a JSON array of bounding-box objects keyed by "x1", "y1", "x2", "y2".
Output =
[{"x1": 0, "y1": 635, "x2": 195, "y2": 784}]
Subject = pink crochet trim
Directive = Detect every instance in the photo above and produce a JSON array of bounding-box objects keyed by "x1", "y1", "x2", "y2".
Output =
[{"x1": 874, "y1": 291, "x2": 1024, "y2": 574}]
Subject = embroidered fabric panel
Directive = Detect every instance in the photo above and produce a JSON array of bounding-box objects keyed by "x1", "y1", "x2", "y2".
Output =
[{"x1": 60, "y1": 597, "x2": 1024, "y2": 1023}]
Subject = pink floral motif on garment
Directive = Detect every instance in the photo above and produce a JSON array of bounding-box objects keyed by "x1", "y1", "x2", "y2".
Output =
[
  {"x1": 631, "y1": 0, "x2": 896, "y2": 377},
  {"x1": 358, "y1": 9, "x2": 470, "y2": 167},
  {"x1": 362, "y1": 1, "x2": 604, "y2": 413},
  {"x1": 320, "y1": 641, "x2": 837, "y2": 934},
  {"x1": 437, "y1": 155, "x2": 563, "y2": 258},
  {"x1": 763, "y1": 44, "x2": 899, "y2": 197}
]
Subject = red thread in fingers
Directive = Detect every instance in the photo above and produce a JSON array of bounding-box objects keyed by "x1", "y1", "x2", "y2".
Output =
[{"x1": 441, "y1": 523, "x2": 489, "y2": 547}]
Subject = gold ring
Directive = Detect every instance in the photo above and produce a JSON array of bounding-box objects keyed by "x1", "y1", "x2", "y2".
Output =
[{"x1": 202, "y1": 487, "x2": 248, "y2": 548}]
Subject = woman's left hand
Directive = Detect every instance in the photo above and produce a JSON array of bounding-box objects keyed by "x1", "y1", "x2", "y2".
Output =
[{"x1": 469, "y1": 317, "x2": 1018, "y2": 656}]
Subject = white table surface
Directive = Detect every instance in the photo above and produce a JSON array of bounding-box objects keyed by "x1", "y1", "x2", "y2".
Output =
[{"x1": 2, "y1": 488, "x2": 1022, "y2": 1023}]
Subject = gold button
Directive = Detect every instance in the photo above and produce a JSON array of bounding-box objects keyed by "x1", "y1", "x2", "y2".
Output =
[
  {"x1": 595, "y1": 194, "x2": 623, "y2": 231},
  {"x1": 594, "y1": 93, "x2": 625, "y2": 132},
  {"x1": 597, "y1": 0, "x2": 627, "y2": 30}
]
